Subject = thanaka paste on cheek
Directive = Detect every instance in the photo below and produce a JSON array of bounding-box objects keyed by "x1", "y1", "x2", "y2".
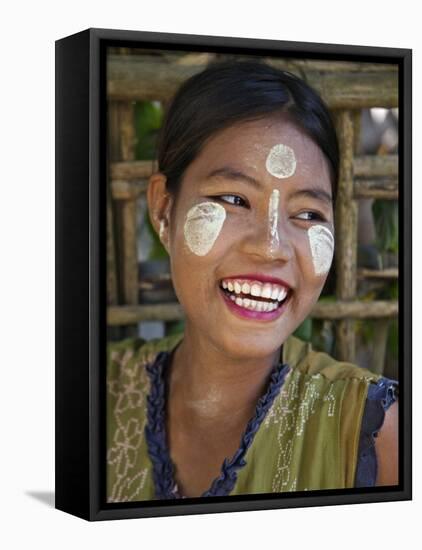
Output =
[
  {"x1": 268, "y1": 189, "x2": 280, "y2": 256},
  {"x1": 265, "y1": 143, "x2": 297, "y2": 179},
  {"x1": 307, "y1": 225, "x2": 335, "y2": 276},
  {"x1": 183, "y1": 201, "x2": 226, "y2": 256}
]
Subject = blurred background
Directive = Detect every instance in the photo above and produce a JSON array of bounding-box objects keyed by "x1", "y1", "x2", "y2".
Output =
[{"x1": 106, "y1": 48, "x2": 399, "y2": 381}]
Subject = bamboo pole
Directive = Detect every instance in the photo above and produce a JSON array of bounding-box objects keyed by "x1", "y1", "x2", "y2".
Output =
[
  {"x1": 266, "y1": 59, "x2": 399, "y2": 74},
  {"x1": 357, "y1": 268, "x2": 398, "y2": 280},
  {"x1": 353, "y1": 155, "x2": 398, "y2": 178},
  {"x1": 107, "y1": 300, "x2": 399, "y2": 326},
  {"x1": 111, "y1": 179, "x2": 148, "y2": 200},
  {"x1": 107, "y1": 54, "x2": 398, "y2": 108},
  {"x1": 106, "y1": 102, "x2": 123, "y2": 340},
  {"x1": 111, "y1": 159, "x2": 157, "y2": 180},
  {"x1": 311, "y1": 300, "x2": 398, "y2": 320},
  {"x1": 353, "y1": 111, "x2": 362, "y2": 154},
  {"x1": 335, "y1": 110, "x2": 358, "y2": 362},
  {"x1": 309, "y1": 71, "x2": 398, "y2": 109},
  {"x1": 108, "y1": 303, "x2": 184, "y2": 325},
  {"x1": 354, "y1": 179, "x2": 398, "y2": 199},
  {"x1": 117, "y1": 102, "x2": 139, "y2": 308},
  {"x1": 109, "y1": 101, "x2": 140, "y2": 338},
  {"x1": 106, "y1": 183, "x2": 118, "y2": 306}
]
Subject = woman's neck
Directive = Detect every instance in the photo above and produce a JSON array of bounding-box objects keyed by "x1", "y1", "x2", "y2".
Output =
[{"x1": 168, "y1": 327, "x2": 282, "y2": 425}]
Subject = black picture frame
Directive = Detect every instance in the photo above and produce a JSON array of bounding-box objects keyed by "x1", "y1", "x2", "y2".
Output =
[{"x1": 55, "y1": 27, "x2": 412, "y2": 521}]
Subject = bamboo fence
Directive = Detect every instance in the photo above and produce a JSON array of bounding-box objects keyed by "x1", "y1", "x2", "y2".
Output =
[{"x1": 106, "y1": 50, "x2": 399, "y2": 370}]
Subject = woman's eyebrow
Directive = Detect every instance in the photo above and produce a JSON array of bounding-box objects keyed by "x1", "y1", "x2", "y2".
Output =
[
  {"x1": 290, "y1": 188, "x2": 333, "y2": 204},
  {"x1": 204, "y1": 166, "x2": 262, "y2": 189}
]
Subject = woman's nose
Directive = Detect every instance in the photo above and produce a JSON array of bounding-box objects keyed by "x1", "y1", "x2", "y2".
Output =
[{"x1": 240, "y1": 214, "x2": 294, "y2": 263}]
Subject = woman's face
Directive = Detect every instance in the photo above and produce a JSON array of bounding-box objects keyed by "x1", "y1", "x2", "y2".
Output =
[{"x1": 154, "y1": 116, "x2": 334, "y2": 361}]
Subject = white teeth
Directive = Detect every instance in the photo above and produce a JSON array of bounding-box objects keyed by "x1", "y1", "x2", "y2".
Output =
[
  {"x1": 228, "y1": 295, "x2": 279, "y2": 312},
  {"x1": 262, "y1": 283, "x2": 272, "y2": 299},
  {"x1": 278, "y1": 287, "x2": 288, "y2": 301},
  {"x1": 221, "y1": 278, "x2": 290, "y2": 304},
  {"x1": 250, "y1": 283, "x2": 262, "y2": 297}
]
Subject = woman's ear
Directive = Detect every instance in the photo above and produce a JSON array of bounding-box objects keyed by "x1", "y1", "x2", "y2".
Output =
[{"x1": 146, "y1": 172, "x2": 174, "y2": 254}]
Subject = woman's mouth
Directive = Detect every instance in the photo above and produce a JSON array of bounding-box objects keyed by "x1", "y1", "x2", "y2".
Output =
[{"x1": 218, "y1": 278, "x2": 292, "y2": 321}]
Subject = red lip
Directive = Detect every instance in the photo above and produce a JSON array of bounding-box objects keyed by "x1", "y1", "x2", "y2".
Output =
[
  {"x1": 221, "y1": 273, "x2": 292, "y2": 289},
  {"x1": 219, "y1": 286, "x2": 290, "y2": 322}
]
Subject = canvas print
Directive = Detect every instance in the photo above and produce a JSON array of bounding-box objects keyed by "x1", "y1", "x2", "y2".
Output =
[{"x1": 105, "y1": 47, "x2": 400, "y2": 503}]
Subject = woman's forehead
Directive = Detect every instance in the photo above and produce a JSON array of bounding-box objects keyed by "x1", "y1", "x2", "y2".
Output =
[{"x1": 185, "y1": 117, "x2": 331, "y2": 190}]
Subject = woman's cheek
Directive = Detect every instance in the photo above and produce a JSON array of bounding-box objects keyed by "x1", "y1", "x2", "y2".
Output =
[
  {"x1": 307, "y1": 225, "x2": 335, "y2": 276},
  {"x1": 183, "y1": 201, "x2": 226, "y2": 256}
]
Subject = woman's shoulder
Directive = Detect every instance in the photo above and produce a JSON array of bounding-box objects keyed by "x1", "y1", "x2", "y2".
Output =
[
  {"x1": 107, "y1": 332, "x2": 184, "y2": 368},
  {"x1": 106, "y1": 332, "x2": 184, "y2": 394},
  {"x1": 283, "y1": 334, "x2": 384, "y2": 384}
]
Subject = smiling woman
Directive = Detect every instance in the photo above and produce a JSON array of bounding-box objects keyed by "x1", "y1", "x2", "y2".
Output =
[{"x1": 106, "y1": 59, "x2": 398, "y2": 501}]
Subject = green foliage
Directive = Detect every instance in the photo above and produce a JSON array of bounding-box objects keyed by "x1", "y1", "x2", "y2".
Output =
[
  {"x1": 293, "y1": 295, "x2": 337, "y2": 355},
  {"x1": 293, "y1": 317, "x2": 312, "y2": 342},
  {"x1": 134, "y1": 101, "x2": 163, "y2": 160},
  {"x1": 372, "y1": 199, "x2": 399, "y2": 254},
  {"x1": 166, "y1": 320, "x2": 186, "y2": 336}
]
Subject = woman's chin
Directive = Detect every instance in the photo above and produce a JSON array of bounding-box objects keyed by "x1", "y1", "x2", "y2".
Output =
[{"x1": 208, "y1": 331, "x2": 285, "y2": 364}]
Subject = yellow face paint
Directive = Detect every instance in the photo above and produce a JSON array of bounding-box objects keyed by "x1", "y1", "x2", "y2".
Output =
[{"x1": 183, "y1": 202, "x2": 226, "y2": 256}]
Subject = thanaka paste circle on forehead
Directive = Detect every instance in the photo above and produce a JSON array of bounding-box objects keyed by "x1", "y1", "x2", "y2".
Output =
[
  {"x1": 183, "y1": 201, "x2": 226, "y2": 256},
  {"x1": 265, "y1": 143, "x2": 297, "y2": 179},
  {"x1": 307, "y1": 225, "x2": 335, "y2": 276}
]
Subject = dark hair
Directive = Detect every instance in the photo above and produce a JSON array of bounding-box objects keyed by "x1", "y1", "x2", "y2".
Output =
[{"x1": 156, "y1": 59, "x2": 339, "y2": 200}]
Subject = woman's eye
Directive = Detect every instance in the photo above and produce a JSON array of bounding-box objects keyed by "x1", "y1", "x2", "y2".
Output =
[
  {"x1": 295, "y1": 211, "x2": 325, "y2": 221},
  {"x1": 213, "y1": 195, "x2": 248, "y2": 208}
]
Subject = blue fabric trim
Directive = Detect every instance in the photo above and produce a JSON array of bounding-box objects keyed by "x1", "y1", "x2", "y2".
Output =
[
  {"x1": 144, "y1": 352, "x2": 177, "y2": 499},
  {"x1": 354, "y1": 376, "x2": 399, "y2": 488},
  {"x1": 144, "y1": 350, "x2": 290, "y2": 500}
]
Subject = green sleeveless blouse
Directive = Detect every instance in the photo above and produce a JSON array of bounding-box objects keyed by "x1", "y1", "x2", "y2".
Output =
[{"x1": 106, "y1": 333, "x2": 384, "y2": 502}]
